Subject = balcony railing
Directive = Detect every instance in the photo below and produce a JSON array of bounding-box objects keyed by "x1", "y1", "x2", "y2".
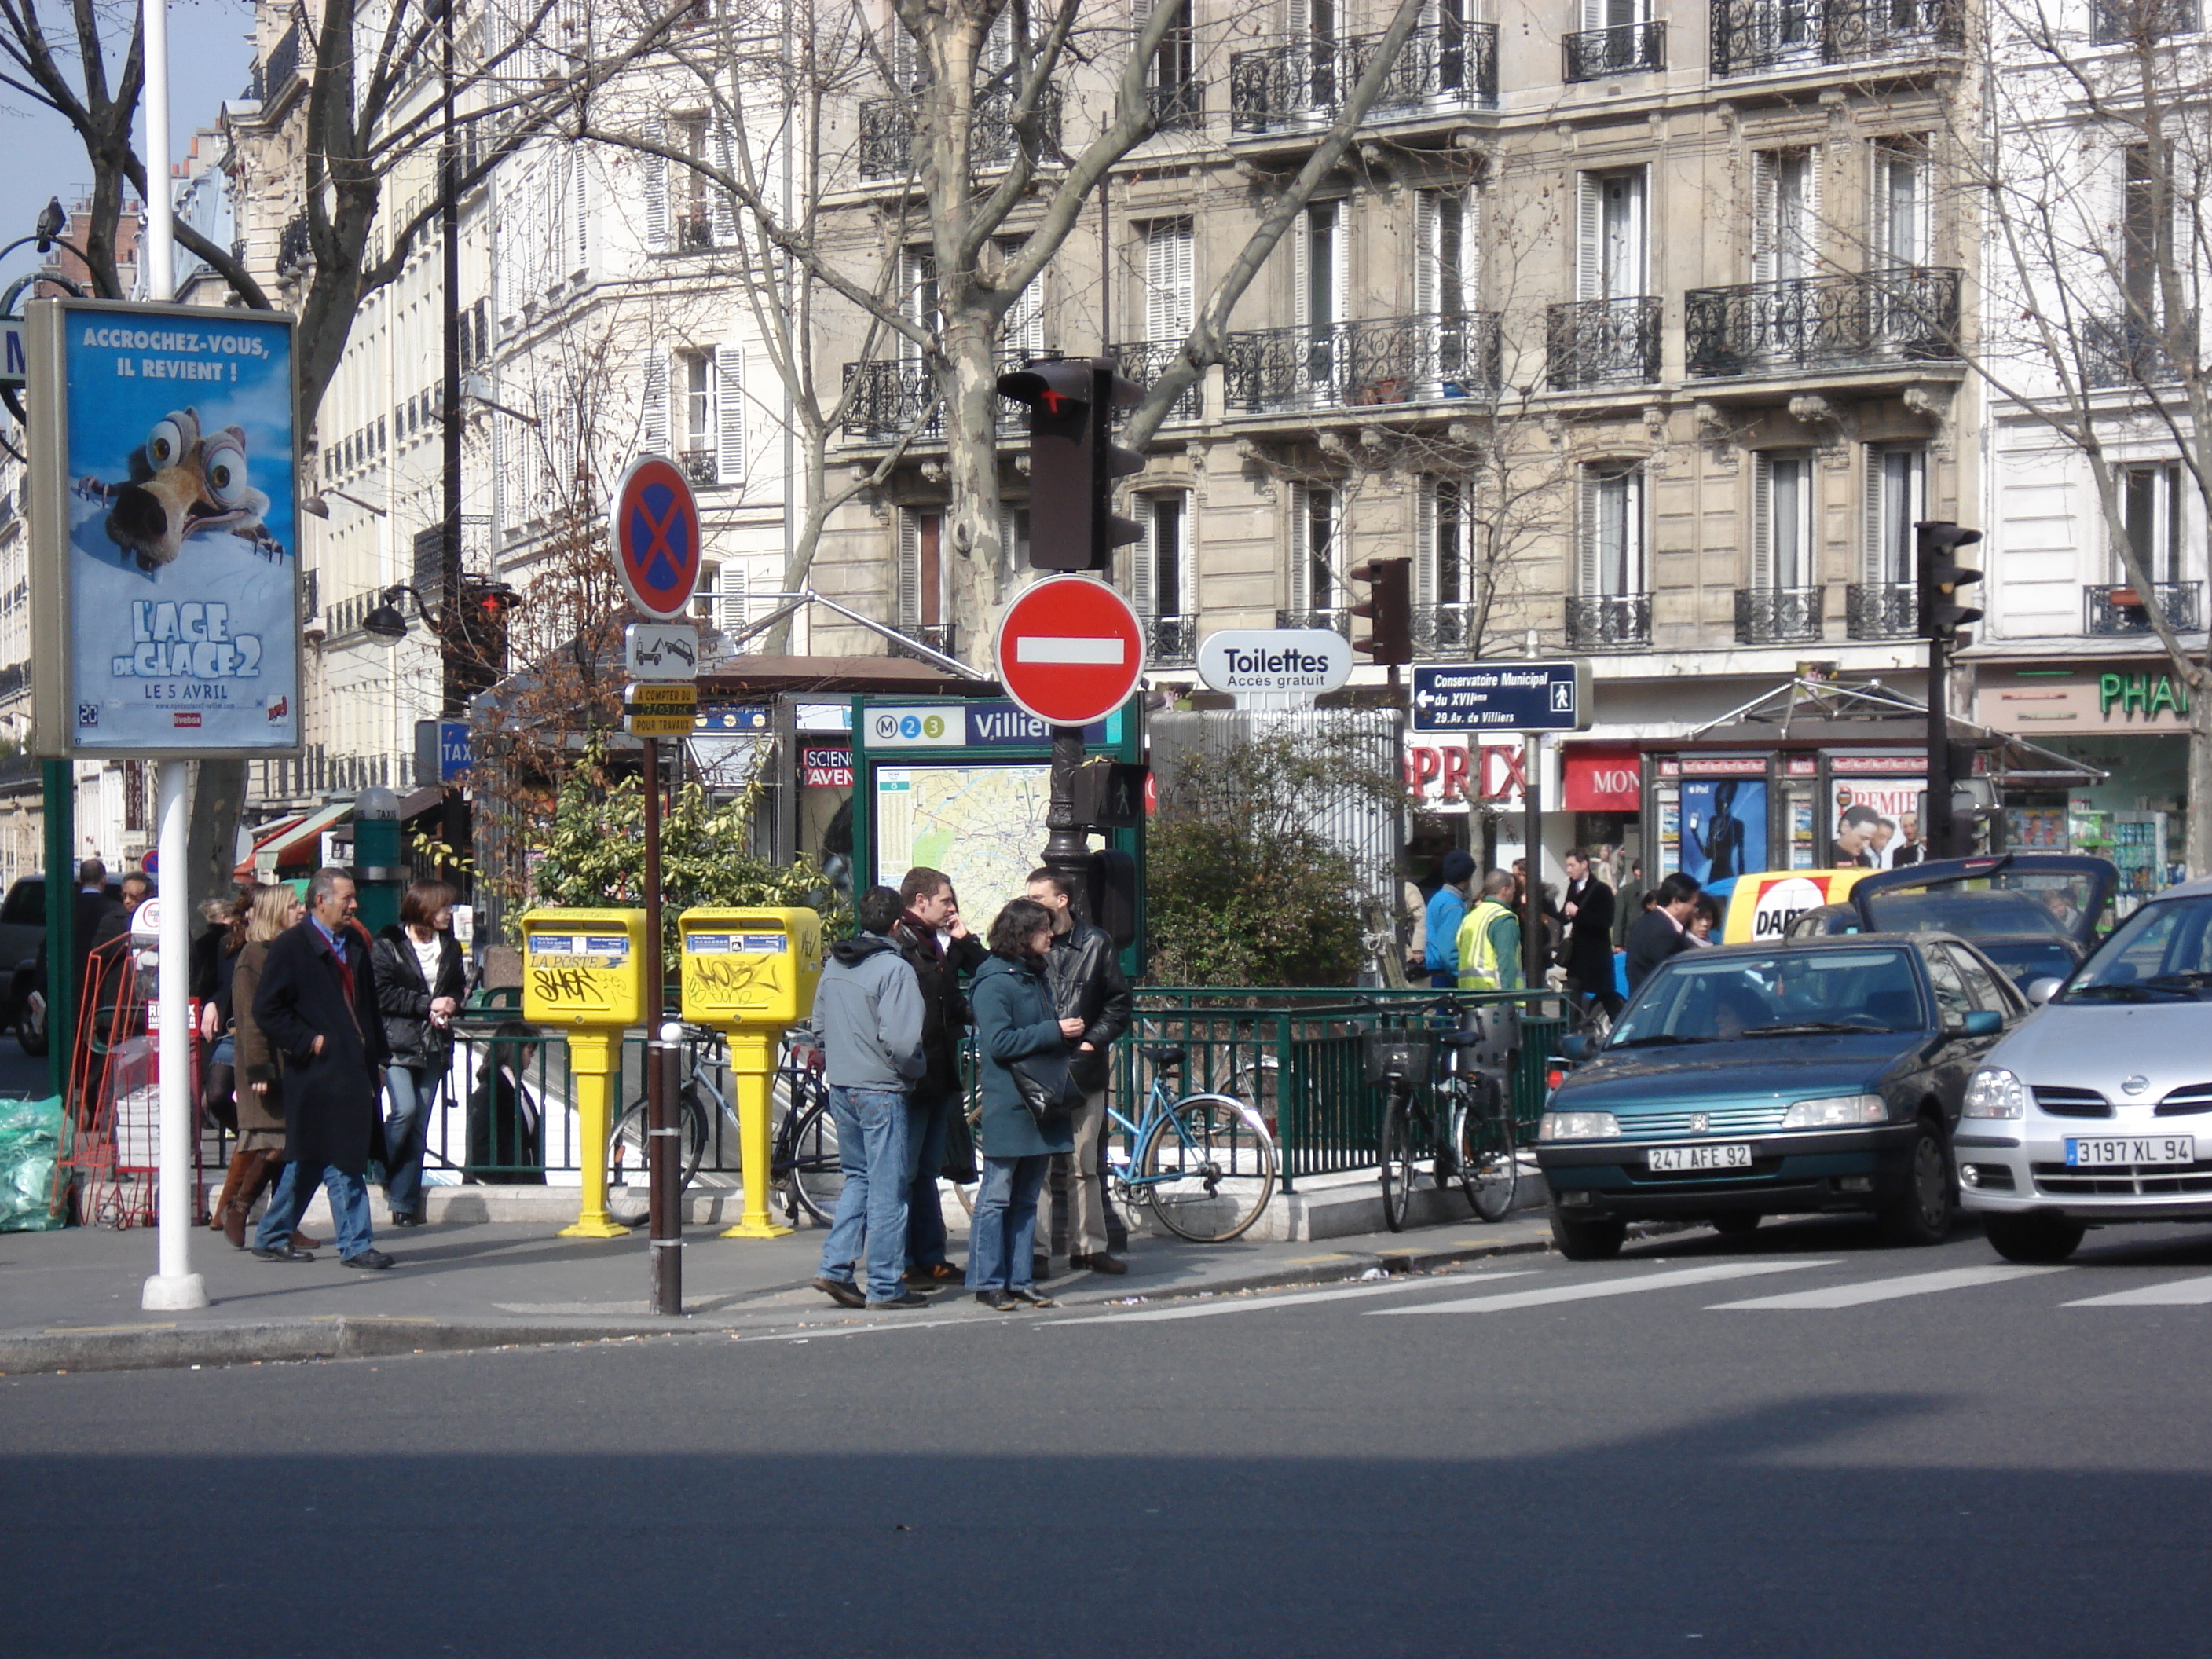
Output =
[
  {"x1": 1685, "y1": 268, "x2": 1962, "y2": 377},
  {"x1": 677, "y1": 449, "x2": 718, "y2": 487},
  {"x1": 1276, "y1": 606, "x2": 1353, "y2": 639},
  {"x1": 2085, "y1": 580, "x2": 2204, "y2": 635},
  {"x1": 276, "y1": 213, "x2": 311, "y2": 277},
  {"x1": 254, "y1": 21, "x2": 302, "y2": 104},
  {"x1": 893, "y1": 622, "x2": 958, "y2": 662},
  {"x1": 1111, "y1": 341, "x2": 1203, "y2": 423},
  {"x1": 1709, "y1": 0, "x2": 1964, "y2": 76},
  {"x1": 840, "y1": 351, "x2": 1034, "y2": 442},
  {"x1": 1565, "y1": 20, "x2": 1667, "y2": 81},
  {"x1": 1547, "y1": 297, "x2": 1662, "y2": 390},
  {"x1": 1225, "y1": 313, "x2": 1503, "y2": 413},
  {"x1": 1148, "y1": 79, "x2": 1207, "y2": 134},
  {"x1": 1413, "y1": 602, "x2": 1483, "y2": 657},
  {"x1": 1148, "y1": 615, "x2": 1199, "y2": 665},
  {"x1": 859, "y1": 85, "x2": 1064, "y2": 180},
  {"x1": 1229, "y1": 22, "x2": 1498, "y2": 135},
  {"x1": 2093, "y1": 0, "x2": 2198, "y2": 42},
  {"x1": 675, "y1": 214, "x2": 715, "y2": 254},
  {"x1": 2081, "y1": 313, "x2": 2197, "y2": 389},
  {"x1": 1565, "y1": 592, "x2": 1652, "y2": 650},
  {"x1": 1846, "y1": 580, "x2": 1917, "y2": 639},
  {"x1": 1735, "y1": 585, "x2": 1825, "y2": 644}
]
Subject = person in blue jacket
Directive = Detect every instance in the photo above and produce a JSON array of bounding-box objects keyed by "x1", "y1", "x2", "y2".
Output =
[
  {"x1": 966, "y1": 897, "x2": 1082, "y2": 1310},
  {"x1": 1423, "y1": 848, "x2": 1477, "y2": 988}
]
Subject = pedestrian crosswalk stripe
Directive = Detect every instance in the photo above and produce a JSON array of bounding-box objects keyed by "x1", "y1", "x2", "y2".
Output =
[
  {"x1": 1053, "y1": 1271, "x2": 1540, "y2": 1325},
  {"x1": 1365, "y1": 1258, "x2": 1835, "y2": 1316},
  {"x1": 1709, "y1": 1264, "x2": 2068, "y2": 1309},
  {"x1": 2063, "y1": 1275, "x2": 2212, "y2": 1307}
]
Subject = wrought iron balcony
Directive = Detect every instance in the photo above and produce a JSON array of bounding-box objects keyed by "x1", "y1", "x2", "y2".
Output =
[
  {"x1": 840, "y1": 352, "x2": 1035, "y2": 442},
  {"x1": 1148, "y1": 615, "x2": 1199, "y2": 665},
  {"x1": 1148, "y1": 79, "x2": 1207, "y2": 134},
  {"x1": 276, "y1": 213, "x2": 312, "y2": 277},
  {"x1": 677, "y1": 450, "x2": 717, "y2": 487},
  {"x1": 1276, "y1": 606, "x2": 1352, "y2": 639},
  {"x1": 1565, "y1": 593, "x2": 1652, "y2": 650},
  {"x1": 1546, "y1": 297, "x2": 1662, "y2": 390},
  {"x1": 1564, "y1": 20, "x2": 1666, "y2": 81},
  {"x1": 2081, "y1": 313, "x2": 2197, "y2": 389},
  {"x1": 1225, "y1": 313, "x2": 1503, "y2": 414},
  {"x1": 1111, "y1": 341, "x2": 1203, "y2": 423},
  {"x1": 675, "y1": 214, "x2": 715, "y2": 253},
  {"x1": 2085, "y1": 581, "x2": 2204, "y2": 635},
  {"x1": 1846, "y1": 580, "x2": 1917, "y2": 639},
  {"x1": 2093, "y1": 0, "x2": 2198, "y2": 42},
  {"x1": 1710, "y1": 0, "x2": 1964, "y2": 75},
  {"x1": 1413, "y1": 602, "x2": 1483, "y2": 657},
  {"x1": 893, "y1": 623, "x2": 958, "y2": 662},
  {"x1": 1229, "y1": 22, "x2": 1497, "y2": 136},
  {"x1": 858, "y1": 85, "x2": 1064, "y2": 180},
  {"x1": 1735, "y1": 585, "x2": 1825, "y2": 645},
  {"x1": 1685, "y1": 268, "x2": 1962, "y2": 378}
]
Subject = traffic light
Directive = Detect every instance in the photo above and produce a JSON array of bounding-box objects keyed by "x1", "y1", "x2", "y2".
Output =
[
  {"x1": 996, "y1": 356, "x2": 1144, "y2": 571},
  {"x1": 1916, "y1": 522, "x2": 1983, "y2": 643},
  {"x1": 1350, "y1": 555, "x2": 1413, "y2": 665},
  {"x1": 447, "y1": 577, "x2": 520, "y2": 703}
]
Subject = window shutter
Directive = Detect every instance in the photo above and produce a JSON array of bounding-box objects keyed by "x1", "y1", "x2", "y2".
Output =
[
  {"x1": 1293, "y1": 208, "x2": 1313, "y2": 329},
  {"x1": 1288, "y1": 482, "x2": 1312, "y2": 610},
  {"x1": 1331, "y1": 201, "x2": 1350, "y2": 322},
  {"x1": 1578, "y1": 469, "x2": 1600, "y2": 594},
  {"x1": 1804, "y1": 148, "x2": 1824, "y2": 274},
  {"x1": 720, "y1": 566, "x2": 749, "y2": 635},
  {"x1": 644, "y1": 119, "x2": 668, "y2": 253},
  {"x1": 896, "y1": 511, "x2": 921, "y2": 628},
  {"x1": 544, "y1": 153, "x2": 566, "y2": 296},
  {"x1": 574, "y1": 152, "x2": 590, "y2": 273},
  {"x1": 1861, "y1": 445, "x2": 1885, "y2": 586},
  {"x1": 711, "y1": 118, "x2": 737, "y2": 243},
  {"x1": 1131, "y1": 498, "x2": 1159, "y2": 622},
  {"x1": 1581, "y1": 0, "x2": 1606, "y2": 29},
  {"x1": 716, "y1": 345, "x2": 744, "y2": 484},
  {"x1": 1414, "y1": 478, "x2": 1437, "y2": 608},
  {"x1": 891, "y1": 19, "x2": 917, "y2": 89},
  {"x1": 1414, "y1": 191, "x2": 1437, "y2": 316},
  {"x1": 1577, "y1": 174, "x2": 1602, "y2": 300},
  {"x1": 1146, "y1": 220, "x2": 1193, "y2": 341},
  {"x1": 1752, "y1": 152, "x2": 1776, "y2": 284},
  {"x1": 1752, "y1": 453, "x2": 1775, "y2": 590},
  {"x1": 643, "y1": 353, "x2": 668, "y2": 454}
]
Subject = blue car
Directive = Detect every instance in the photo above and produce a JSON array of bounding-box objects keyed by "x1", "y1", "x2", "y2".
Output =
[{"x1": 1534, "y1": 934, "x2": 2028, "y2": 1258}]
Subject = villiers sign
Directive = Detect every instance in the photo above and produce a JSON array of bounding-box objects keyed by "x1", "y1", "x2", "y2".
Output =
[{"x1": 1196, "y1": 628, "x2": 1353, "y2": 695}]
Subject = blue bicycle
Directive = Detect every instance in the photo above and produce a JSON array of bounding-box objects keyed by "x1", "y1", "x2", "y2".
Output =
[{"x1": 1108, "y1": 1041, "x2": 1280, "y2": 1242}]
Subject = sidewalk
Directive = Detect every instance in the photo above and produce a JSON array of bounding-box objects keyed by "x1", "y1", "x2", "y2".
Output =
[{"x1": 0, "y1": 1197, "x2": 1556, "y2": 1375}]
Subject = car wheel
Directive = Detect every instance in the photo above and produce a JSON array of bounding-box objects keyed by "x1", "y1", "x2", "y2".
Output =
[
  {"x1": 1878, "y1": 1119, "x2": 1955, "y2": 1247},
  {"x1": 1984, "y1": 1214, "x2": 2085, "y2": 1265},
  {"x1": 1709, "y1": 1212, "x2": 1761, "y2": 1237},
  {"x1": 1550, "y1": 1211, "x2": 1626, "y2": 1261}
]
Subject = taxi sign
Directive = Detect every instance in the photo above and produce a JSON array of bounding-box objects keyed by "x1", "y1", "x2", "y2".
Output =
[
  {"x1": 1719, "y1": 870, "x2": 1875, "y2": 945},
  {"x1": 679, "y1": 906, "x2": 823, "y2": 1027},
  {"x1": 520, "y1": 908, "x2": 648, "y2": 1027}
]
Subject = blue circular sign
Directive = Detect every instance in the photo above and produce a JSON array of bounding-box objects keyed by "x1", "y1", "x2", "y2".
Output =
[{"x1": 608, "y1": 456, "x2": 702, "y2": 620}]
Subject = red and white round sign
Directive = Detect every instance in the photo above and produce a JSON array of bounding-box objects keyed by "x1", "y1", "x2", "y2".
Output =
[{"x1": 992, "y1": 577, "x2": 1146, "y2": 728}]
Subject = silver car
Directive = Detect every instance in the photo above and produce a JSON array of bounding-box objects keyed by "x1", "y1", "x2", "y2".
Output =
[{"x1": 1957, "y1": 873, "x2": 2212, "y2": 1262}]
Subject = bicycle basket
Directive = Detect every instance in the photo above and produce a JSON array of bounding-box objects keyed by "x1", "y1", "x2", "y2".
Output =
[{"x1": 1363, "y1": 1031, "x2": 1434, "y2": 1086}]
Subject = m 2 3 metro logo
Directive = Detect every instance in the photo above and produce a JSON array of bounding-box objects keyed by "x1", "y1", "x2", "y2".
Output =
[{"x1": 873, "y1": 712, "x2": 949, "y2": 742}]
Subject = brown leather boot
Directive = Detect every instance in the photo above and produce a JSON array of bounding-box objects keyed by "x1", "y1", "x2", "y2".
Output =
[
  {"x1": 207, "y1": 1151, "x2": 255, "y2": 1231},
  {"x1": 223, "y1": 1151, "x2": 273, "y2": 1250}
]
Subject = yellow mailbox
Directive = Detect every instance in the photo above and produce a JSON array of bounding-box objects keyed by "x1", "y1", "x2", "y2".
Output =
[
  {"x1": 679, "y1": 907, "x2": 824, "y2": 1240},
  {"x1": 520, "y1": 908, "x2": 648, "y2": 1240}
]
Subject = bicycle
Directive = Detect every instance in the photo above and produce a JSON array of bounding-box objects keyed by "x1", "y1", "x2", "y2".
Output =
[
  {"x1": 1373, "y1": 1002, "x2": 1522, "y2": 1231},
  {"x1": 1108, "y1": 1042, "x2": 1280, "y2": 1241}
]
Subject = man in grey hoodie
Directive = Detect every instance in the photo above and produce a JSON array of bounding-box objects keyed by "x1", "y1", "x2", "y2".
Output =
[{"x1": 811, "y1": 885, "x2": 930, "y2": 1309}]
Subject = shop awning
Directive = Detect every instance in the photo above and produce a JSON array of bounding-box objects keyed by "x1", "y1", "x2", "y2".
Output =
[{"x1": 236, "y1": 800, "x2": 353, "y2": 878}]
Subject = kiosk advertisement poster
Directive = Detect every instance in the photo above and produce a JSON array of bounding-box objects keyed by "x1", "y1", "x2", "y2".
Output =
[
  {"x1": 28, "y1": 299, "x2": 302, "y2": 756},
  {"x1": 1679, "y1": 778, "x2": 1768, "y2": 885}
]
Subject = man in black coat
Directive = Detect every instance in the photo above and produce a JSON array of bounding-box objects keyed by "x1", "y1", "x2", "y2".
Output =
[
  {"x1": 892, "y1": 866, "x2": 988, "y2": 1284},
  {"x1": 1624, "y1": 872, "x2": 1702, "y2": 996},
  {"x1": 251, "y1": 868, "x2": 394, "y2": 1268},
  {"x1": 1026, "y1": 867, "x2": 1134, "y2": 1276},
  {"x1": 1561, "y1": 848, "x2": 1621, "y2": 1020}
]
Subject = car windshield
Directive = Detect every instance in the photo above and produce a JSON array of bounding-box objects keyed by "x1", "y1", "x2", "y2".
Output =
[
  {"x1": 1608, "y1": 948, "x2": 1927, "y2": 1046},
  {"x1": 1974, "y1": 938, "x2": 2080, "y2": 993},
  {"x1": 2064, "y1": 895, "x2": 2212, "y2": 1002},
  {"x1": 1860, "y1": 869, "x2": 2106, "y2": 946}
]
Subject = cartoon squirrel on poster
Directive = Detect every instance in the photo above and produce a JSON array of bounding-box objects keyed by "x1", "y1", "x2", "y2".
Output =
[{"x1": 73, "y1": 406, "x2": 287, "y2": 573}]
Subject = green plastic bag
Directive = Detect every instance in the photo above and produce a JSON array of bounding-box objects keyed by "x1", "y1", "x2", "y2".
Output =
[{"x1": 0, "y1": 1095, "x2": 65, "y2": 1232}]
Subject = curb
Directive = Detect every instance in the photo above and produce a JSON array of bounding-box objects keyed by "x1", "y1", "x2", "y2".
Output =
[{"x1": 1052, "y1": 1226, "x2": 1557, "y2": 1307}]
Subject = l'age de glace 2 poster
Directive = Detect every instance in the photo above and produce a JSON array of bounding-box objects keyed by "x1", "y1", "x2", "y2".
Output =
[{"x1": 28, "y1": 298, "x2": 302, "y2": 758}]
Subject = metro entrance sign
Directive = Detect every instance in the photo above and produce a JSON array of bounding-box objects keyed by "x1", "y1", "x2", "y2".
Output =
[
  {"x1": 1411, "y1": 661, "x2": 1592, "y2": 733},
  {"x1": 992, "y1": 576, "x2": 1145, "y2": 727},
  {"x1": 608, "y1": 456, "x2": 702, "y2": 621}
]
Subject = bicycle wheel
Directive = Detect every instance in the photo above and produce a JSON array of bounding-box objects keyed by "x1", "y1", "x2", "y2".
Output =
[
  {"x1": 605, "y1": 1086, "x2": 708, "y2": 1229},
  {"x1": 1222, "y1": 1059, "x2": 1280, "y2": 1139},
  {"x1": 1379, "y1": 1093, "x2": 1416, "y2": 1233},
  {"x1": 779, "y1": 1095, "x2": 845, "y2": 1226},
  {"x1": 1137, "y1": 1093, "x2": 1277, "y2": 1243},
  {"x1": 1452, "y1": 1078, "x2": 1519, "y2": 1223}
]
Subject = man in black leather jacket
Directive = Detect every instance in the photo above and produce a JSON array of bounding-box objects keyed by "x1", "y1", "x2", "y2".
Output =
[
  {"x1": 892, "y1": 866, "x2": 988, "y2": 1284},
  {"x1": 1025, "y1": 866, "x2": 1133, "y2": 1275}
]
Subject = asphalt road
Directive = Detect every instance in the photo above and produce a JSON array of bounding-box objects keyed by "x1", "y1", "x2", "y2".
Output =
[{"x1": 9, "y1": 1212, "x2": 2212, "y2": 1657}]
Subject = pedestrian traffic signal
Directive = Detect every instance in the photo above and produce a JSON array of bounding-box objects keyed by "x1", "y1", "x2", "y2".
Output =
[
  {"x1": 1916, "y1": 522, "x2": 1983, "y2": 643},
  {"x1": 996, "y1": 357, "x2": 1144, "y2": 571},
  {"x1": 1350, "y1": 556, "x2": 1414, "y2": 665},
  {"x1": 447, "y1": 577, "x2": 521, "y2": 702}
]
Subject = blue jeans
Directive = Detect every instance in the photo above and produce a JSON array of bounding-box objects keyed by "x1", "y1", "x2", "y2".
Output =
[
  {"x1": 966, "y1": 1154, "x2": 1049, "y2": 1293},
  {"x1": 818, "y1": 1086, "x2": 912, "y2": 1303},
  {"x1": 255, "y1": 1160, "x2": 376, "y2": 1258},
  {"x1": 904, "y1": 1090, "x2": 954, "y2": 1270},
  {"x1": 383, "y1": 1064, "x2": 436, "y2": 1221}
]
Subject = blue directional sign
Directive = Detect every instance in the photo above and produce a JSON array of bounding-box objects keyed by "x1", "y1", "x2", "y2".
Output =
[
  {"x1": 438, "y1": 720, "x2": 473, "y2": 781},
  {"x1": 0, "y1": 320, "x2": 24, "y2": 388},
  {"x1": 1411, "y1": 661, "x2": 1592, "y2": 733}
]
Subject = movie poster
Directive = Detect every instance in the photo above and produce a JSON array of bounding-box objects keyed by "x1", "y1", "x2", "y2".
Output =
[
  {"x1": 1679, "y1": 778, "x2": 1767, "y2": 884},
  {"x1": 1831, "y1": 781, "x2": 1927, "y2": 870},
  {"x1": 31, "y1": 299, "x2": 301, "y2": 756}
]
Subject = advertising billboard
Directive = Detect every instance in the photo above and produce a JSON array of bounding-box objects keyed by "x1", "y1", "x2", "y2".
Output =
[{"x1": 27, "y1": 298, "x2": 302, "y2": 757}]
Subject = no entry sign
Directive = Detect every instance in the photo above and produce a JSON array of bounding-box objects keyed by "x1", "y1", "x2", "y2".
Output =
[
  {"x1": 992, "y1": 577, "x2": 1145, "y2": 728},
  {"x1": 609, "y1": 456, "x2": 702, "y2": 621}
]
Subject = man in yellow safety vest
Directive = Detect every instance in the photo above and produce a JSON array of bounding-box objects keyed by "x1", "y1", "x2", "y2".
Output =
[{"x1": 1456, "y1": 870, "x2": 1524, "y2": 994}]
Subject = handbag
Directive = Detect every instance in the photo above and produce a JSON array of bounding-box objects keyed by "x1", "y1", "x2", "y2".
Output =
[{"x1": 1008, "y1": 1049, "x2": 1082, "y2": 1127}]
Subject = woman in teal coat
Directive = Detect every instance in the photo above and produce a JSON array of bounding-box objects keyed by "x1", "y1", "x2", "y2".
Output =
[{"x1": 967, "y1": 897, "x2": 1081, "y2": 1309}]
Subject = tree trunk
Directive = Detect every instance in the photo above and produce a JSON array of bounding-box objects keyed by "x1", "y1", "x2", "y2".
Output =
[{"x1": 942, "y1": 320, "x2": 1006, "y2": 662}]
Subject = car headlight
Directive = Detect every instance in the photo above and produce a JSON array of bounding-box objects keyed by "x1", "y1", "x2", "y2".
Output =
[
  {"x1": 1538, "y1": 1110, "x2": 1620, "y2": 1141},
  {"x1": 1782, "y1": 1093, "x2": 1888, "y2": 1129},
  {"x1": 1962, "y1": 1068, "x2": 2028, "y2": 1119}
]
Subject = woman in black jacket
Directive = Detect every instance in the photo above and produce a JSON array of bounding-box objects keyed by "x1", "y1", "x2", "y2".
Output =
[{"x1": 371, "y1": 880, "x2": 465, "y2": 1226}]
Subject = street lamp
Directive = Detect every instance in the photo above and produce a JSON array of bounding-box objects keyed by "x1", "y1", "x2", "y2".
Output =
[{"x1": 362, "y1": 584, "x2": 437, "y2": 642}]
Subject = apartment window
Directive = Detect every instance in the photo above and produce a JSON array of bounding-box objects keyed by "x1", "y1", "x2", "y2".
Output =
[
  {"x1": 1577, "y1": 169, "x2": 1646, "y2": 299},
  {"x1": 682, "y1": 353, "x2": 714, "y2": 453},
  {"x1": 1755, "y1": 452, "x2": 1816, "y2": 590},
  {"x1": 1580, "y1": 464, "x2": 1645, "y2": 595},
  {"x1": 2123, "y1": 144, "x2": 2166, "y2": 317},
  {"x1": 1295, "y1": 200, "x2": 1346, "y2": 392},
  {"x1": 1752, "y1": 148, "x2": 1819, "y2": 284},
  {"x1": 2120, "y1": 461, "x2": 2183, "y2": 584},
  {"x1": 1001, "y1": 239, "x2": 1043, "y2": 358},
  {"x1": 898, "y1": 509, "x2": 943, "y2": 629},
  {"x1": 998, "y1": 505, "x2": 1031, "y2": 568},
  {"x1": 1863, "y1": 445, "x2": 1925, "y2": 585},
  {"x1": 1415, "y1": 189, "x2": 1474, "y2": 319},
  {"x1": 1144, "y1": 0, "x2": 1196, "y2": 100},
  {"x1": 642, "y1": 353, "x2": 669, "y2": 455},
  {"x1": 1417, "y1": 478, "x2": 1470, "y2": 606},
  {"x1": 902, "y1": 247, "x2": 938, "y2": 361},
  {"x1": 1292, "y1": 0, "x2": 1338, "y2": 106},
  {"x1": 1290, "y1": 483, "x2": 1336, "y2": 610},
  {"x1": 673, "y1": 115, "x2": 712, "y2": 250},
  {"x1": 1584, "y1": 0, "x2": 1644, "y2": 25},
  {"x1": 1872, "y1": 140, "x2": 1929, "y2": 267},
  {"x1": 1143, "y1": 218, "x2": 1195, "y2": 343},
  {"x1": 1133, "y1": 493, "x2": 1189, "y2": 621}
]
